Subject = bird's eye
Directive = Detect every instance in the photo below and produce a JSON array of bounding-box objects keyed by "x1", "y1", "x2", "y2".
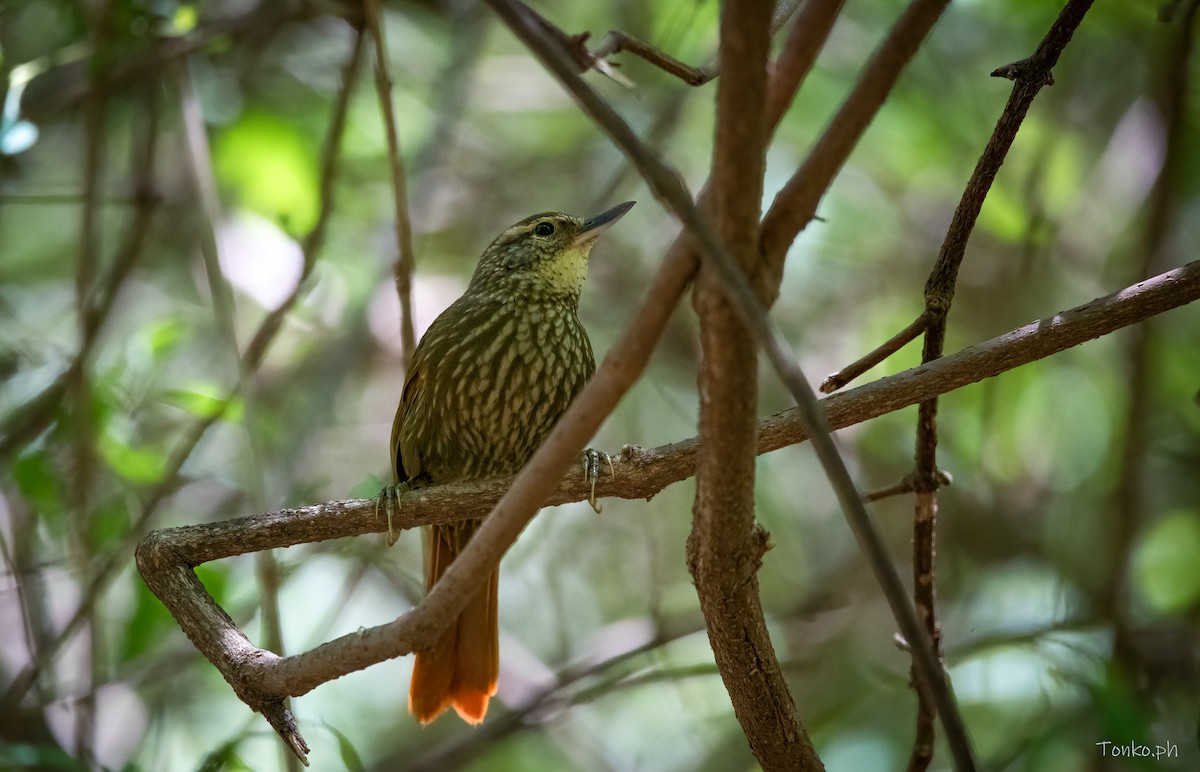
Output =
[{"x1": 534, "y1": 221, "x2": 555, "y2": 237}]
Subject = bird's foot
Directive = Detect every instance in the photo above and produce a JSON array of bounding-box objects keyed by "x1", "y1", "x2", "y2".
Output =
[
  {"x1": 375, "y1": 482, "x2": 412, "y2": 546},
  {"x1": 580, "y1": 448, "x2": 614, "y2": 514}
]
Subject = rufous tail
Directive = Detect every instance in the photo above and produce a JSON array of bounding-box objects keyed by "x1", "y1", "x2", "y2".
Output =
[{"x1": 408, "y1": 522, "x2": 498, "y2": 725}]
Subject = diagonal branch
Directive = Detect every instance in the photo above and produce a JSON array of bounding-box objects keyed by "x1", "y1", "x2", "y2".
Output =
[
  {"x1": 139, "y1": 256, "x2": 1200, "y2": 761},
  {"x1": 482, "y1": 1, "x2": 974, "y2": 767},
  {"x1": 765, "y1": 0, "x2": 847, "y2": 130},
  {"x1": 759, "y1": 0, "x2": 951, "y2": 283},
  {"x1": 822, "y1": 0, "x2": 1096, "y2": 394}
]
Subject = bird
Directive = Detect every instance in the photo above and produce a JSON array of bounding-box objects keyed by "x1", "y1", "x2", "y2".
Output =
[{"x1": 381, "y1": 201, "x2": 635, "y2": 726}]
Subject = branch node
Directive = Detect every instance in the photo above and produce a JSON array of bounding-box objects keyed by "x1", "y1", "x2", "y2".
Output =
[
  {"x1": 990, "y1": 58, "x2": 1055, "y2": 87},
  {"x1": 862, "y1": 470, "x2": 951, "y2": 502}
]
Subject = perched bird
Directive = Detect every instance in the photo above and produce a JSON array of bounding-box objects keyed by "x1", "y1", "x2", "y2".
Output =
[{"x1": 383, "y1": 201, "x2": 635, "y2": 725}]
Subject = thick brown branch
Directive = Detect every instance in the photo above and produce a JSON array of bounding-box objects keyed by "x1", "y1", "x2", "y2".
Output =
[
  {"x1": 690, "y1": 1, "x2": 819, "y2": 769},
  {"x1": 138, "y1": 259, "x2": 1199, "y2": 752}
]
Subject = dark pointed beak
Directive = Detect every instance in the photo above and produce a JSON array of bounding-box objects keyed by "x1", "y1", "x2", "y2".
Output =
[{"x1": 574, "y1": 201, "x2": 636, "y2": 246}]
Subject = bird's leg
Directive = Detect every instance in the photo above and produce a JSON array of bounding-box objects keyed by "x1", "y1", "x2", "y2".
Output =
[
  {"x1": 375, "y1": 481, "x2": 412, "y2": 546},
  {"x1": 579, "y1": 448, "x2": 614, "y2": 513}
]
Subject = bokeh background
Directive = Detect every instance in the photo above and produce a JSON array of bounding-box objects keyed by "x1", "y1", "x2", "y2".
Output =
[{"x1": 1, "y1": 1, "x2": 1198, "y2": 770}]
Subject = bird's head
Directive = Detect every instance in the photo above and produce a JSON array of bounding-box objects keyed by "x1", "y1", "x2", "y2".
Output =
[{"x1": 468, "y1": 201, "x2": 635, "y2": 301}]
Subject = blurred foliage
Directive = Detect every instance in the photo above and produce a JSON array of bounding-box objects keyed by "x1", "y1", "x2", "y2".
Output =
[{"x1": 1, "y1": 0, "x2": 1198, "y2": 770}]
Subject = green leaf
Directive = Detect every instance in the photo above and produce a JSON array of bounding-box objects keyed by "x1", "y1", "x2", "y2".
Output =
[
  {"x1": 214, "y1": 111, "x2": 319, "y2": 234},
  {"x1": 194, "y1": 733, "x2": 254, "y2": 772},
  {"x1": 120, "y1": 579, "x2": 177, "y2": 662},
  {"x1": 12, "y1": 449, "x2": 62, "y2": 520},
  {"x1": 195, "y1": 564, "x2": 230, "y2": 606},
  {"x1": 0, "y1": 740, "x2": 81, "y2": 771},
  {"x1": 325, "y1": 724, "x2": 367, "y2": 772},
  {"x1": 161, "y1": 385, "x2": 241, "y2": 422},
  {"x1": 1132, "y1": 510, "x2": 1200, "y2": 614},
  {"x1": 98, "y1": 431, "x2": 165, "y2": 484}
]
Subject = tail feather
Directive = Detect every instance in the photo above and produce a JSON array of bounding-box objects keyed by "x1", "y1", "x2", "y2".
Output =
[{"x1": 409, "y1": 522, "x2": 499, "y2": 725}]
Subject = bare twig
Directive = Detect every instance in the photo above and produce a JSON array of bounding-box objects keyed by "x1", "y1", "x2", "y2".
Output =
[
  {"x1": 589, "y1": 0, "x2": 804, "y2": 88},
  {"x1": 822, "y1": 311, "x2": 933, "y2": 393},
  {"x1": 363, "y1": 0, "x2": 418, "y2": 368},
  {"x1": 862, "y1": 472, "x2": 950, "y2": 503},
  {"x1": 592, "y1": 29, "x2": 718, "y2": 86},
  {"x1": 906, "y1": 5, "x2": 1095, "y2": 767},
  {"x1": 177, "y1": 60, "x2": 240, "y2": 355},
  {"x1": 824, "y1": 0, "x2": 1096, "y2": 395},
  {"x1": 69, "y1": 5, "x2": 115, "y2": 758}
]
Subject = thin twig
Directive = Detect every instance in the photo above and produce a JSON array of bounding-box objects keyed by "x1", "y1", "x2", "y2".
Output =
[
  {"x1": 177, "y1": 59, "x2": 240, "y2": 356},
  {"x1": 907, "y1": 4, "x2": 1095, "y2": 767},
  {"x1": 592, "y1": 29, "x2": 718, "y2": 86},
  {"x1": 826, "y1": 0, "x2": 1096, "y2": 395},
  {"x1": 823, "y1": 310, "x2": 932, "y2": 393},
  {"x1": 590, "y1": 0, "x2": 805, "y2": 88},
  {"x1": 766, "y1": 0, "x2": 847, "y2": 130},
  {"x1": 363, "y1": 0, "x2": 418, "y2": 368},
  {"x1": 70, "y1": 3, "x2": 116, "y2": 758}
]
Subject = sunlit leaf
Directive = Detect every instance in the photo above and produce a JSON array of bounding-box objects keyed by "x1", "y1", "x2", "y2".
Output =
[
  {"x1": 98, "y1": 431, "x2": 165, "y2": 484},
  {"x1": 12, "y1": 449, "x2": 62, "y2": 519},
  {"x1": 0, "y1": 741, "x2": 79, "y2": 771},
  {"x1": 1132, "y1": 510, "x2": 1200, "y2": 614},
  {"x1": 161, "y1": 386, "x2": 242, "y2": 423},
  {"x1": 121, "y1": 580, "x2": 177, "y2": 662},
  {"x1": 214, "y1": 111, "x2": 319, "y2": 234}
]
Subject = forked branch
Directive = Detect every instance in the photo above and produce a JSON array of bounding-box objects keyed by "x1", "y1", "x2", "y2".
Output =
[{"x1": 138, "y1": 258, "x2": 1200, "y2": 762}]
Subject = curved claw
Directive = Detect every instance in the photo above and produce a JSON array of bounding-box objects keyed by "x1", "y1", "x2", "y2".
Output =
[
  {"x1": 375, "y1": 483, "x2": 409, "y2": 546},
  {"x1": 580, "y1": 448, "x2": 614, "y2": 514}
]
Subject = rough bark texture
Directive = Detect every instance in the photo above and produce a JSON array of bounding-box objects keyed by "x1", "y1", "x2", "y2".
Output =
[{"x1": 687, "y1": 1, "x2": 822, "y2": 769}]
